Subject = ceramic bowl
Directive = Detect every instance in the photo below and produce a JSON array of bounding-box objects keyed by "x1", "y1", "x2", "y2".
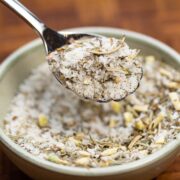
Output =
[{"x1": 0, "y1": 27, "x2": 179, "y2": 180}]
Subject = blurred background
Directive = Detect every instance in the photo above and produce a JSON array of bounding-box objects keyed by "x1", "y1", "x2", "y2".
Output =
[
  {"x1": 0, "y1": 0, "x2": 180, "y2": 61},
  {"x1": 0, "y1": 0, "x2": 180, "y2": 179}
]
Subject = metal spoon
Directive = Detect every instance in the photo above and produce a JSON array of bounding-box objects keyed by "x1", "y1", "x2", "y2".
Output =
[
  {"x1": 1, "y1": 0, "x2": 142, "y2": 103},
  {"x1": 1, "y1": 0, "x2": 102, "y2": 100}
]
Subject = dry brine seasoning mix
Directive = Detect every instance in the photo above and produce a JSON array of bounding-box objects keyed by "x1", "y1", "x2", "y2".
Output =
[
  {"x1": 4, "y1": 54, "x2": 180, "y2": 168},
  {"x1": 47, "y1": 36, "x2": 142, "y2": 102}
]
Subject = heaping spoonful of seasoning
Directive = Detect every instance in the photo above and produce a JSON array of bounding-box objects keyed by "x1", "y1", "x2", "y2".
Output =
[{"x1": 1, "y1": 0, "x2": 143, "y2": 102}]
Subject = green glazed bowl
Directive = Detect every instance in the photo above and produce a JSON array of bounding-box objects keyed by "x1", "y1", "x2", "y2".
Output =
[{"x1": 0, "y1": 27, "x2": 180, "y2": 180}]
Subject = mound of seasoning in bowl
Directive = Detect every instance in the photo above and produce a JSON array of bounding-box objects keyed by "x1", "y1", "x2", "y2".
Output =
[
  {"x1": 47, "y1": 36, "x2": 142, "y2": 102},
  {"x1": 4, "y1": 55, "x2": 179, "y2": 168}
]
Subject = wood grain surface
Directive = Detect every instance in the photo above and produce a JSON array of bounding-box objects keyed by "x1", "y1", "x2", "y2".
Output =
[{"x1": 0, "y1": 0, "x2": 179, "y2": 179}]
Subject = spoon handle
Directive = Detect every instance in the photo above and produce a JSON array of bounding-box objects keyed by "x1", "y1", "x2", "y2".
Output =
[
  {"x1": 1, "y1": 0, "x2": 67, "y2": 53},
  {"x1": 1, "y1": 0, "x2": 46, "y2": 36}
]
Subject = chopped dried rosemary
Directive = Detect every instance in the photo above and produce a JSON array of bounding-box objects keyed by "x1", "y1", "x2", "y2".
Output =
[{"x1": 4, "y1": 54, "x2": 180, "y2": 168}]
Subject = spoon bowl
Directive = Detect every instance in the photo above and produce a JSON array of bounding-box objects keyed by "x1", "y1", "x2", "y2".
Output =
[{"x1": 41, "y1": 28, "x2": 97, "y2": 54}]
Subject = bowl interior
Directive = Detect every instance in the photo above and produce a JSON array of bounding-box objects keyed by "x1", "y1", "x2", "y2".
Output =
[{"x1": 0, "y1": 27, "x2": 179, "y2": 176}]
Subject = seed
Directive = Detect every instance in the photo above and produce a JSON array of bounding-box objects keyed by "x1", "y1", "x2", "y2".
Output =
[
  {"x1": 101, "y1": 147, "x2": 118, "y2": 156},
  {"x1": 46, "y1": 154, "x2": 69, "y2": 165},
  {"x1": 99, "y1": 161, "x2": 110, "y2": 167},
  {"x1": 159, "y1": 68, "x2": 173, "y2": 79},
  {"x1": 173, "y1": 101, "x2": 180, "y2": 111},
  {"x1": 57, "y1": 47, "x2": 66, "y2": 51},
  {"x1": 119, "y1": 146, "x2": 127, "y2": 151},
  {"x1": 124, "y1": 112, "x2": 133, "y2": 126},
  {"x1": 145, "y1": 56, "x2": 155, "y2": 63},
  {"x1": 68, "y1": 137, "x2": 81, "y2": 145},
  {"x1": 75, "y1": 157, "x2": 90, "y2": 166},
  {"x1": 38, "y1": 114, "x2": 48, "y2": 128},
  {"x1": 63, "y1": 119, "x2": 75, "y2": 127},
  {"x1": 12, "y1": 116, "x2": 17, "y2": 120},
  {"x1": 133, "y1": 105, "x2": 148, "y2": 112},
  {"x1": 109, "y1": 119, "x2": 118, "y2": 128},
  {"x1": 135, "y1": 120, "x2": 145, "y2": 130},
  {"x1": 99, "y1": 157, "x2": 113, "y2": 167},
  {"x1": 75, "y1": 132, "x2": 85, "y2": 140},
  {"x1": 155, "y1": 137, "x2": 165, "y2": 144},
  {"x1": 78, "y1": 150, "x2": 91, "y2": 157},
  {"x1": 166, "y1": 82, "x2": 180, "y2": 89},
  {"x1": 83, "y1": 77, "x2": 91, "y2": 85},
  {"x1": 114, "y1": 76, "x2": 121, "y2": 84},
  {"x1": 169, "y1": 92, "x2": 180, "y2": 111},
  {"x1": 59, "y1": 75, "x2": 65, "y2": 82},
  {"x1": 111, "y1": 101, "x2": 121, "y2": 113}
]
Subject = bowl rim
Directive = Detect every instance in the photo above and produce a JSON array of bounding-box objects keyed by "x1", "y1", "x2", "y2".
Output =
[{"x1": 0, "y1": 26, "x2": 180, "y2": 177}]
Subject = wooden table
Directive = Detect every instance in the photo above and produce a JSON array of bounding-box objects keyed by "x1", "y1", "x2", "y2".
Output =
[{"x1": 0, "y1": 0, "x2": 179, "y2": 179}]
